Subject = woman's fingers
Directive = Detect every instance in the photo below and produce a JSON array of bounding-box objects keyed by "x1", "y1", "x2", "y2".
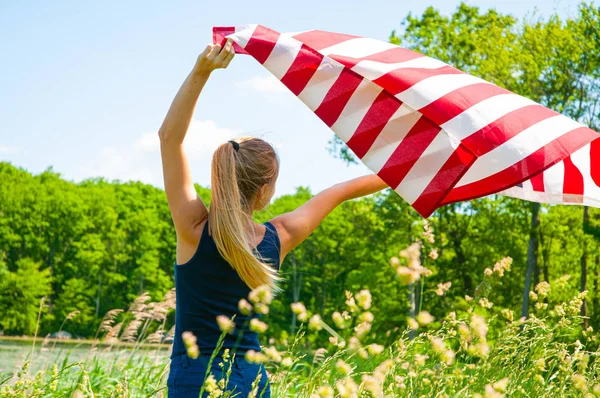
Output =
[
  {"x1": 222, "y1": 46, "x2": 235, "y2": 67},
  {"x1": 214, "y1": 39, "x2": 234, "y2": 65}
]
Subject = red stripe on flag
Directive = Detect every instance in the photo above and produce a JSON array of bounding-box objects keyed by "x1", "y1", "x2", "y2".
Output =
[
  {"x1": 412, "y1": 143, "x2": 476, "y2": 217},
  {"x1": 314, "y1": 70, "x2": 364, "y2": 127},
  {"x1": 373, "y1": 66, "x2": 464, "y2": 95},
  {"x1": 591, "y1": 138, "x2": 600, "y2": 187},
  {"x1": 562, "y1": 156, "x2": 584, "y2": 195},
  {"x1": 376, "y1": 118, "x2": 442, "y2": 188},
  {"x1": 292, "y1": 30, "x2": 359, "y2": 51},
  {"x1": 244, "y1": 25, "x2": 280, "y2": 64},
  {"x1": 461, "y1": 105, "x2": 557, "y2": 157},
  {"x1": 418, "y1": 83, "x2": 509, "y2": 126},
  {"x1": 279, "y1": 44, "x2": 323, "y2": 96},
  {"x1": 328, "y1": 47, "x2": 424, "y2": 69},
  {"x1": 345, "y1": 91, "x2": 402, "y2": 159},
  {"x1": 530, "y1": 174, "x2": 545, "y2": 192},
  {"x1": 441, "y1": 126, "x2": 597, "y2": 204}
]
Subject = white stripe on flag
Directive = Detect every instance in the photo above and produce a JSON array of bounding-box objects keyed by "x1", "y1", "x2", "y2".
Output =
[
  {"x1": 361, "y1": 105, "x2": 422, "y2": 173},
  {"x1": 230, "y1": 25, "x2": 258, "y2": 49},
  {"x1": 319, "y1": 37, "x2": 398, "y2": 58},
  {"x1": 395, "y1": 130, "x2": 460, "y2": 204},
  {"x1": 441, "y1": 93, "x2": 537, "y2": 141},
  {"x1": 456, "y1": 115, "x2": 583, "y2": 187},
  {"x1": 396, "y1": 74, "x2": 490, "y2": 111},
  {"x1": 571, "y1": 143, "x2": 600, "y2": 206},
  {"x1": 521, "y1": 179, "x2": 534, "y2": 191},
  {"x1": 543, "y1": 159, "x2": 565, "y2": 195},
  {"x1": 351, "y1": 57, "x2": 446, "y2": 81},
  {"x1": 298, "y1": 57, "x2": 344, "y2": 111},
  {"x1": 263, "y1": 35, "x2": 303, "y2": 79},
  {"x1": 330, "y1": 80, "x2": 383, "y2": 143}
]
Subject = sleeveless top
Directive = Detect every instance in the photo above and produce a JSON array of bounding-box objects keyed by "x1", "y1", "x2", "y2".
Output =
[{"x1": 171, "y1": 220, "x2": 281, "y2": 358}]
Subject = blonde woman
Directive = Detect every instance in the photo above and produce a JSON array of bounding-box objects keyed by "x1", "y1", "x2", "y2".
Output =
[{"x1": 160, "y1": 39, "x2": 388, "y2": 397}]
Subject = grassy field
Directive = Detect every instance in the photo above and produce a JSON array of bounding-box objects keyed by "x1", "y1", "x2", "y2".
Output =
[{"x1": 2, "y1": 256, "x2": 600, "y2": 397}]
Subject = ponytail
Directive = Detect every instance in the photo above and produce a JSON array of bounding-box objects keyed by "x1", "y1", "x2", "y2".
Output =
[{"x1": 208, "y1": 138, "x2": 280, "y2": 291}]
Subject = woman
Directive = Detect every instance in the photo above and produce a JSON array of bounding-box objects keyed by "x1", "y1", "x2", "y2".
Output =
[{"x1": 160, "y1": 39, "x2": 388, "y2": 397}]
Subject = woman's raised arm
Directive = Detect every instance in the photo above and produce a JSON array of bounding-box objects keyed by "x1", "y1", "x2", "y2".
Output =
[
  {"x1": 159, "y1": 40, "x2": 234, "y2": 245},
  {"x1": 271, "y1": 174, "x2": 388, "y2": 261}
]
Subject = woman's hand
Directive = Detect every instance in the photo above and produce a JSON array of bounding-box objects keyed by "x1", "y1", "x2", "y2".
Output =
[{"x1": 193, "y1": 39, "x2": 235, "y2": 75}]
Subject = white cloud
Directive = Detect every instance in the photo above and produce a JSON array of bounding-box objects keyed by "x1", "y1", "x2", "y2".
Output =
[
  {"x1": 77, "y1": 120, "x2": 241, "y2": 187},
  {"x1": 241, "y1": 75, "x2": 288, "y2": 93},
  {"x1": 0, "y1": 145, "x2": 17, "y2": 154}
]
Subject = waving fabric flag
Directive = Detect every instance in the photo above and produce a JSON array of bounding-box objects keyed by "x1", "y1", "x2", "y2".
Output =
[{"x1": 213, "y1": 25, "x2": 600, "y2": 217}]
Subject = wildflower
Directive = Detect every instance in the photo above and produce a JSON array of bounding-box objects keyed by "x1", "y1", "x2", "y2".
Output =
[
  {"x1": 204, "y1": 374, "x2": 220, "y2": 393},
  {"x1": 245, "y1": 350, "x2": 268, "y2": 364},
  {"x1": 483, "y1": 384, "x2": 503, "y2": 398},
  {"x1": 253, "y1": 303, "x2": 269, "y2": 314},
  {"x1": 534, "y1": 374, "x2": 545, "y2": 385},
  {"x1": 374, "y1": 360, "x2": 394, "y2": 382},
  {"x1": 535, "y1": 302, "x2": 548, "y2": 311},
  {"x1": 416, "y1": 311, "x2": 434, "y2": 326},
  {"x1": 264, "y1": 346, "x2": 282, "y2": 362},
  {"x1": 492, "y1": 257, "x2": 512, "y2": 277},
  {"x1": 458, "y1": 323, "x2": 471, "y2": 342},
  {"x1": 535, "y1": 281, "x2": 551, "y2": 298},
  {"x1": 428, "y1": 248, "x2": 439, "y2": 260},
  {"x1": 290, "y1": 302, "x2": 308, "y2": 322},
  {"x1": 335, "y1": 360, "x2": 352, "y2": 375},
  {"x1": 354, "y1": 322, "x2": 372, "y2": 339},
  {"x1": 332, "y1": 311, "x2": 347, "y2": 329},
  {"x1": 358, "y1": 348, "x2": 369, "y2": 359},
  {"x1": 345, "y1": 296, "x2": 359, "y2": 313},
  {"x1": 493, "y1": 378, "x2": 509, "y2": 392},
  {"x1": 470, "y1": 315, "x2": 488, "y2": 339},
  {"x1": 335, "y1": 377, "x2": 358, "y2": 398},
  {"x1": 421, "y1": 220, "x2": 435, "y2": 244},
  {"x1": 501, "y1": 309, "x2": 514, "y2": 322},
  {"x1": 407, "y1": 317, "x2": 419, "y2": 330},
  {"x1": 315, "y1": 385, "x2": 334, "y2": 398},
  {"x1": 479, "y1": 298, "x2": 493, "y2": 309},
  {"x1": 348, "y1": 336, "x2": 361, "y2": 351},
  {"x1": 529, "y1": 291, "x2": 538, "y2": 302},
  {"x1": 396, "y1": 266, "x2": 420, "y2": 285},
  {"x1": 390, "y1": 257, "x2": 400, "y2": 268},
  {"x1": 367, "y1": 344, "x2": 385, "y2": 356},
  {"x1": 436, "y1": 282, "x2": 452, "y2": 296},
  {"x1": 484, "y1": 268, "x2": 493, "y2": 276},
  {"x1": 216, "y1": 315, "x2": 234, "y2": 334},
  {"x1": 355, "y1": 290, "x2": 372, "y2": 310},
  {"x1": 414, "y1": 354, "x2": 429, "y2": 366},
  {"x1": 248, "y1": 285, "x2": 272, "y2": 305},
  {"x1": 309, "y1": 315, "x2": 323, "y2": 331},
  {"x1": 465, "y1": 295, "x2": 473, "y2": 302},
  {"x1": 572, "y1": 374, "x2": 587, "y2": 391},
  {"x1": 362, "y1": 375, "x2": 382, "y2": 397},
  {"x1": 441, "y1": 349, "x2": 455, "y2": 365},
  {"x1": 429, "y1": 336, "x2": 446, "y2": 354},
  {"x1": 290, "y1": 302, "x2": 306, "y2": 315},
  {"x1": 182, "y1": 331, "x2": 199, "y2": 359},
  {"x1": 238, "y1": 299, "x2": 253, "y2": 315},
  {"x1": 281, "y1": 357, "x2": 293, "y2": 368},
  {"x1": 359, "y1": 311, "x2": 374, "y2": 323},
  {"x1": 329, "y1": 336, "x2": 346, "y2": 348},
  {"x1": 249, "y1": 319, "x2": 268, "y2": 333}
]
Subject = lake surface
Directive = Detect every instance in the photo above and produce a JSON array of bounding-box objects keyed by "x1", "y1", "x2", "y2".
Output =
[{"x1": 0, "y1": 339, "x2": 171, "y2": 377}]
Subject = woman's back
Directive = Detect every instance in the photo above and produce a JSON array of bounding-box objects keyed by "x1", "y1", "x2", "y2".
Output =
[{"x1": 171, "y1": 220, "x2": 280, "y2": 359}]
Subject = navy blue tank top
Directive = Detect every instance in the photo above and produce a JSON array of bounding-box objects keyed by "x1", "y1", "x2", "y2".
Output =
[{"x1": 171, "y1": 220, "x2": 280, "y2": 358}]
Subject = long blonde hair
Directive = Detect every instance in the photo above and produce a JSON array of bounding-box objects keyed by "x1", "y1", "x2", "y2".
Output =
[{"x1": 208, "y1": 137, "x2": 280, "y2": 290}]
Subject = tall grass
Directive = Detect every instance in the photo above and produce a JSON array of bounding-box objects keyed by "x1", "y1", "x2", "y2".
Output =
[{"x1": 2, "y1": 247, "x2": 600, "y2": 397}]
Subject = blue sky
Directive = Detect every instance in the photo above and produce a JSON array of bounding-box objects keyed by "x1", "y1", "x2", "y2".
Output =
[{"x1": 0, "y1": 0, "x2": 581, "y2": 198}]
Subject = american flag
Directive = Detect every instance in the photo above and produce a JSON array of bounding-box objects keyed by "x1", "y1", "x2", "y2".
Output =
[{"x1": 213, "y1": 25, "x2": 600, "y2": 217}]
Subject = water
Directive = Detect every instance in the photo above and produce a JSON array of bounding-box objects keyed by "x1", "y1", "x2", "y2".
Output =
[{"x1": 0, "y1": 339, "x2": 171, "y2": 377}]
